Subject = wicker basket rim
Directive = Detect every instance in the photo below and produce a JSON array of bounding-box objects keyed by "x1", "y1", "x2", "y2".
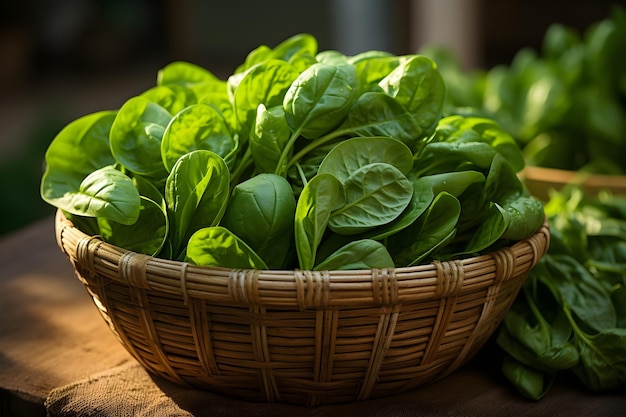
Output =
[{"x1": 55, "y1": 209, "x2": 550, "y2": 308}]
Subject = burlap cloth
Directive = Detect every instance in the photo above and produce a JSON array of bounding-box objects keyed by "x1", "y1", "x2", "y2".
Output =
[
  {"x1": 44, "y1": 360, "x2": 625, "y2": 417},
  {"x1": 43, "y1": 362, "x2": 489, "y2": 417}
]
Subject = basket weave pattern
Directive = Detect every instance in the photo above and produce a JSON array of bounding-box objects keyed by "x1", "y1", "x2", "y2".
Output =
[{"x1": 55, "y1": 210, "x2": 550, "y2": 405}]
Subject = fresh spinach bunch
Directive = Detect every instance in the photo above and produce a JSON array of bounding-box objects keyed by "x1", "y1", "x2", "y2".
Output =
[
  {"x1": 497, "y1": 187, "x2": 626, "y2": 400},
  {"x1": 41, "y1": 33, "x2": 544, "y2": 270},
  {"x1": 424, "y1": 5, "x2": 626, "y2": 175}
]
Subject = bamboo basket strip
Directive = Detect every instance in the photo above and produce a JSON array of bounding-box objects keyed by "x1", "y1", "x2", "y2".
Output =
[{"x1": 55, "y1": 210, "x2": 550, "y2": 405}]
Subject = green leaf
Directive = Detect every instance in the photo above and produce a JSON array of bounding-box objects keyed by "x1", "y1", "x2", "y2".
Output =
[
  {"x1": 497, "y1": 283, "x2": 580, "y2": 372},
  {"x1": 329, "y1": 163, "x2": 413, "y2": 235},
  {"x1": 349, "y1": 52, "x2": 400, "y2": 94},
  {"x1": 161, "y1": 103, "x2": 237, "y2": 171},
  {"x1": 318, "y1": 136, "x2": 414, "y2": 183},
  {"x1": 140, "y1": 84, "x2": 196, "y2": 115},
  {"x1": 157, "y1": 61, "x2": 220, "y2": 87},
  {"x1": 362, "y1": 177, "x2": 435, "y2": 240},
  {"x1": 98, "y1": 196, "x2": 168, "y2": 256},
  {"x1": 337, "y1": 92, "x2": 422, "y2": 145},
  {"x1": 283, "y1": 62, "x2": 357, "y2": 139},
  {"x1": 378, "y1": 55, "x2": 446, "y2": 138},
  {"x1": 235, "y1": 33, "x2": 318, "y2": 74},
  {"x1": 500, "y1": 195, "x2": 545, "y2": 241},
  {"x1": 421, "y1": 170, "x2": 485, "y2": 197},
  {"x1": 231, "y1": 59, "x2": 300, "y2": 140},
  {"x1": 314, "y1": 239, "x2": 394, "y2": 270},
  {"x1": 70, "y1": 166, "x2": 140, "y2": 225},
  {"x1": 165, "y1": 150, "x2": 230, "y2": 257},
  {"x1": 461, "y1": 203, "x2": 509, "y2": 254},
  {"x1": 249, "y1": 104, "x2": 292, "y2": 173},
  {"x1": 501, "y1": 354, "x2": 555, "y2": 400},
  {"x1": 221, "y1": 173, "x2": 296, "y2": 269},
  {"x1": 389, "y1": 191, "x2": 461, "y2": 266},
  {"x1": 295, "y1": 173, "x2": 345, "y2": 270},
  {"x1": 186, "y1": 227, "x2": 268, "y2": 270},
  {"x1": 437, "y1": 116, "x2": 526, "y2": 172},
  {"x1": 572, "y1": 327, "x2": 626, "y2": 391},
  {"x1": 540, "y1": 255, "x2": 616, "y2": 331},
  {"x1": 110, "y1": 96, "x2": 172, "y2": 180},
  {"x1": 41, "y1": 111, "x2": 122, "y2": 217},
  {"x1": 415, "y1": 141, "x2": 498, "y2": 177}
]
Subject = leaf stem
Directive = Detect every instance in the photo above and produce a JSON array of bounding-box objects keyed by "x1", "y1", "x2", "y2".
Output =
[
  {"x1": 275, "y1": 127, "x2": 302, "y2": 177},
  {"x1": 286, "y1": 129, "x2": 346, "y2": 170},
  {"x1": 523, "y1": 285, "x2": 552, "y2": 342},
  {"x1": 230, "y1": 147, "x2": 252, "y2": 187}
]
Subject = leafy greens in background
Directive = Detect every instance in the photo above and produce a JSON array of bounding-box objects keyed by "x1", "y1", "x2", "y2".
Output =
[
  {"x1": 417, "y1": 5, "x2": 626, "y2": 399},
  {"x1": 41, "y1": 33, "x2": 544, "y2": 269},
  {"x1": 422, "y1": 5, "x2": 626, "y2": 175},
  {"x1": 496, "y1": 187, "x2": 626, "y2": 399}
]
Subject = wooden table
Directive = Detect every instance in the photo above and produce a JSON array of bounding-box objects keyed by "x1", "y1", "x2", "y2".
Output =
[{"x1": 1, "y1": 217, "x2": 625, "y2": 416}]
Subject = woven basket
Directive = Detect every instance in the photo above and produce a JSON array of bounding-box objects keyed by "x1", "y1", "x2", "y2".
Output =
[
  {"x1": 55, "y1": 210, "x2": 550, "y2": 406},
  {"x1": 522, "y1": 166, "x2": 626, "y2": 201}
]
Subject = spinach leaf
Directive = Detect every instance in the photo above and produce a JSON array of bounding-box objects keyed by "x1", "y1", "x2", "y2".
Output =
[
  {"x1": 235, "y1": 33, "x2": 317, "y2": 74},
  {"x1": 231, "y1": 59, "x2": 300, "y2": 141},
  {"x1": 157, "y1": 60, "x2": 221, "y2": 88},
  {"x1": 388, "y1": 192, "x2": 461, "y2": 266},
  {"x1": 460, "y1": 203, "x2": 509, "y2": 254},
  {"x1": 294, "y1": 173, "x2": 345, "y2": 270},
  {"x1": 501, "y1": 354, "x2": 555, "y2": 400},
  {"x1": 98, "y1": 196, "x2": 168, "y2": 256},
  {"x1": 110, "y1": 96, "x2": 172, "y2": 180},
  {"x1": 421, "y1": 170, "x2": 485, "y2": 197},
  {"x1": 186, "y1": 227, "x2": 268, "y2": 270},
  {"x1": 318, "y1": 136, "x2": 413, "y2": 183},
  {"x1": 363, "y1": 176, "x2": 435, "y2": 241},
  {"x1": 249, "y1": 104, "x2": 291, "y2": 173},
  {"x1": 140, "y1": 85, "x2": 196, "y2": 116},
  {"x1": 498, "y1": 279, "x2": 580, "y2": 372},
  {"x1": 314, "y1": 239, "x2": 394, "y2": 270},
  {"x1": 414, "y1": 141, "x2": 497, "y2": 177},
  {"x1": 165, "y1": 150, "x2": 230, "y2": 258},
  {"x1": 436, "y1": 116, "x2": 526, "y2": 172},
  {"x1": 161, "y1": 103, "x2": 237, "y2": 171},
  {"x1": 500, "y1": 195, "x2": 546, "y2": 241},
  {"x1": 378, "y1": 55, "x2": 446, "y2": 139},
  {"x1": 67, "y1": 166, "x2": 141, "y2": 225},
  {"x1": 336, "y1": 92, "x2": 422, "y2": 146},
  {"x1": 572, "y1": 327, "x2": 626, "y2": 391},
  {"x1": 316, "y1": 50, "x2": 349, "y2": 65},
  {"x1": 283, "y1": 62, "x2": 357, "y2": 140},
  {"x1": 329, "y1": 163, "x2": 413, "y2": 235},
  {"x1": 41, "y1": 111, "x2": 138, "y2": 221},
  {"x1": 221, "y1": 173, "x2": 296, "y2": 269},
  {"x1": 349, "y1": 51, "x2": 399, "y2": 94},
  {"x1": 541, "y1": 254, "x2": 617, "y2": 332}
]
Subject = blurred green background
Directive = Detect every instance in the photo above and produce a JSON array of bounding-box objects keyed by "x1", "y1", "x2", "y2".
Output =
[{"x1": 0, "y1": 0, "x2": 620, "y2": 237}]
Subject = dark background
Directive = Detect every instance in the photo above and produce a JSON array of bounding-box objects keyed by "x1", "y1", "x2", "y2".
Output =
[{"x1": 0, "y1": 0, "x2": 622, "y2": 236}]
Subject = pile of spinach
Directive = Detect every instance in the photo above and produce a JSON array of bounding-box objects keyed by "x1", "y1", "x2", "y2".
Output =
[
  {"x1": 497, "y1": 187, "x2": 626, "y2": 399},
  {"x1": 41, "y1": 34, "x2": 544, "y2": 270},
  {"x1": 423, "y1": 5, "x2": 626, "y2": 174}
]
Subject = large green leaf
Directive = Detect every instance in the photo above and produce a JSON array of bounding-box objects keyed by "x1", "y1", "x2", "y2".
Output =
[
  {"x1": 186, "y1": 227, "x2": 268, "y2": 270},
  {"x1": 329, "y1": 163, "x2": 413, "y2": 235},
  {"x1": 283, "y1": 62, "x2": 357, "y2": 139},
  {"x1": 318, "y1": 136, "x2": 413, "y2": 183},
  {"x1": 294, "y1": 173, "x2": 345, "y2": 270},
  {"x1": 41, "y1": 111, "x2": 140, "y2": 222},
  {"x1": 221, "y1": 173, "x2": 296, "y2": 269},
  {"x1": 165, "y1": 150, "x2": 230, "y2": 257},
  {"x1": 161, "y1": 103, "x2": 237, "y2": 171},
  {"x1": 110, "y1": 96, "x2": 172, "y2": 180}
]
